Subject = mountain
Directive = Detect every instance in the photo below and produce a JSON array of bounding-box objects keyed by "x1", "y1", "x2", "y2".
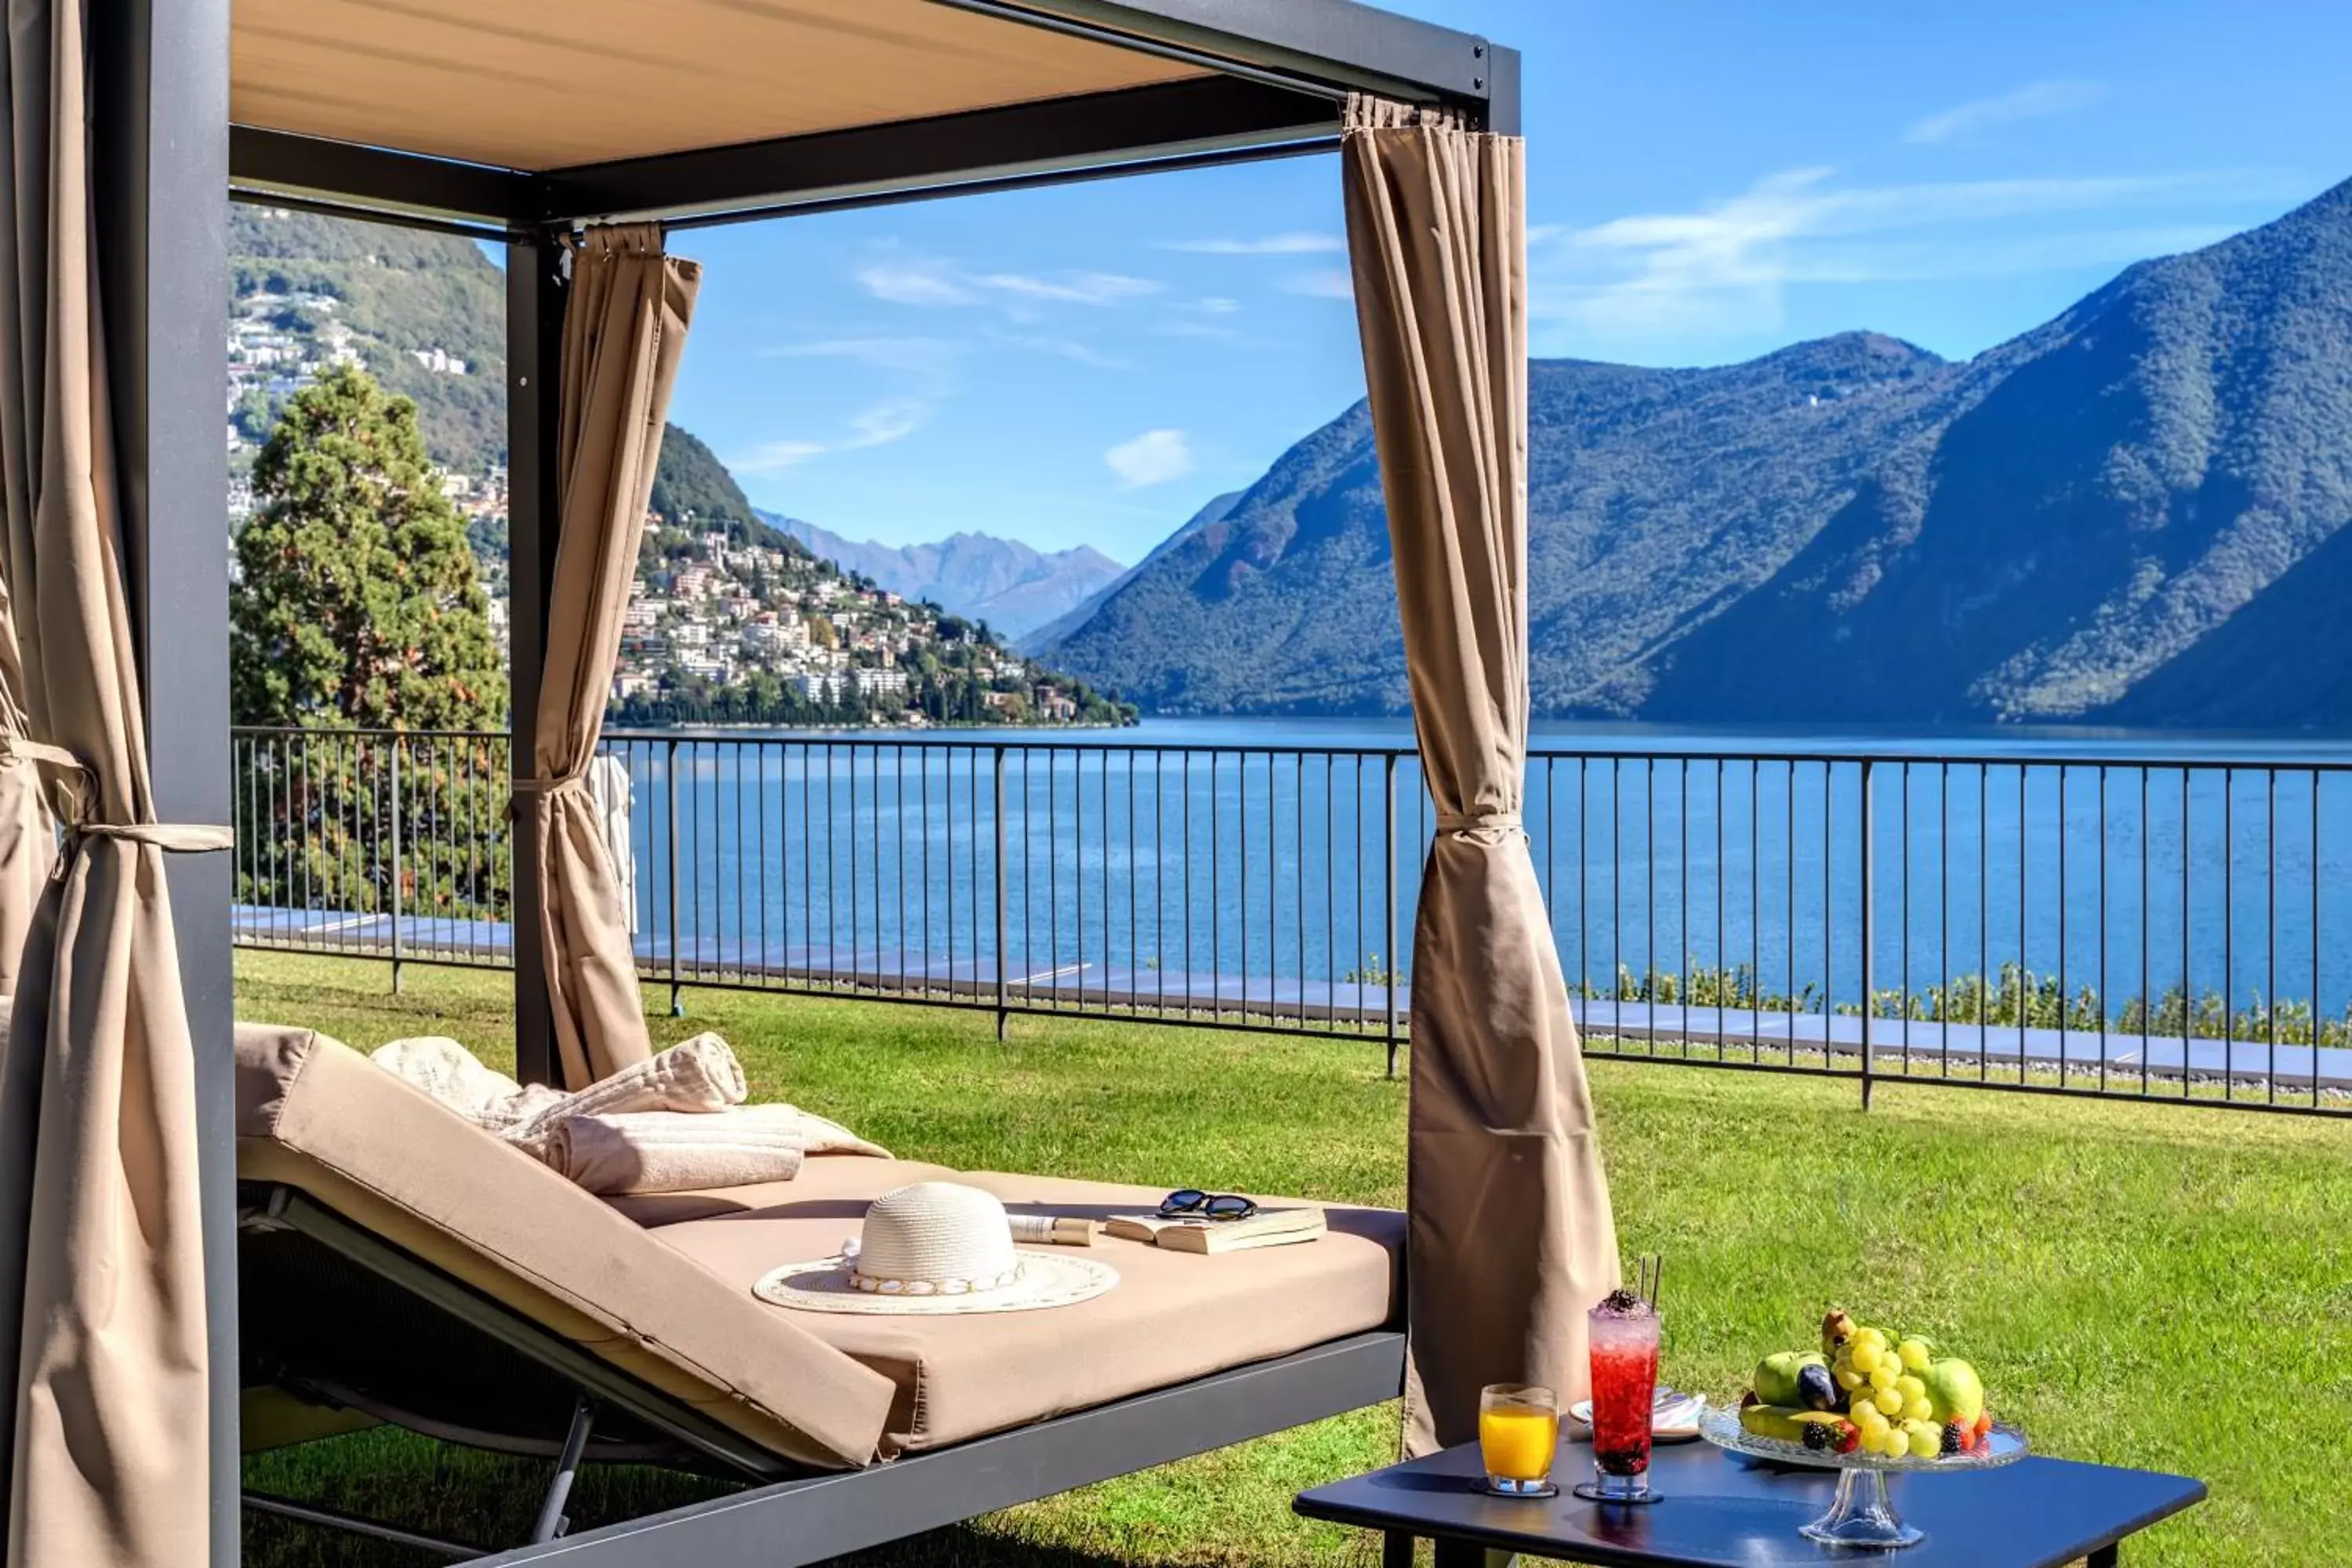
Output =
[
  {"x1": 759, "y1": 514, "x2": 1124, "y2": 644},
  {"x1": 652, "y1": 425, "x2": 793, "y2": 547},
  {"x1": 1047, "y1": 177, "x2": 2352, "y2": 728},
  {"x1": 1026, "y1": 489, "x2": 1242, "y2": 652}
]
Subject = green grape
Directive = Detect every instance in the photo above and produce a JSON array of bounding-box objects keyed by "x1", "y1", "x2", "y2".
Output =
[
  {"x1": 1867, "y1": 1364, "x2": 1899, "y2": 1392},
  {"x1": 1873, "y1": 1387, "x2": 1904, "y2": 1416},
  {"x1": 1896, "y1": 1375, "x2": 1926, "y2": 1401},
  {"x1": 1897, "y1": 1339, "x2": 1931, "y2": 1373},
  {"x1": 1903, "y1": 1396, "x2": 1933, "y2": 1422},
  {"x1": 1835, "y1": 1365, "x2": 1866, "y2": 1392},
  {"x1": 1907, "y1": 1424, "x2": 1940, "y2": 1459}
]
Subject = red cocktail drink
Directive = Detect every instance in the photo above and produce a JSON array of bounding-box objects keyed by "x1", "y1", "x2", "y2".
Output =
[{"x1": 1576, "y1": 1290, "x2": 1662, "y2": 1504}]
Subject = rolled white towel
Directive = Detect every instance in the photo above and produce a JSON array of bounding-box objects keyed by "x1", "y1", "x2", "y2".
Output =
[
  {"x1": 543, "y1": 1110, "x2": 805, "y2": 1195},
  {"x1": 372, "y1": 1036, "x2": 564, "y2": 1131},
  {"x1": 503, "y1": 1032, "x2": 750, "y2": 1149}
]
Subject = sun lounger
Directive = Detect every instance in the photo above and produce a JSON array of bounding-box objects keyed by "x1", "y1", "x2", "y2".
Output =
[{"x1": 235, "y1": 1023, "x2": 1406, "y2": 1562}]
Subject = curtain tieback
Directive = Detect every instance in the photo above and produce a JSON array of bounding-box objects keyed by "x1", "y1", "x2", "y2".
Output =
[
  {"x1": 1434, "y1": 810, "x2": 1523, "y2": 837},
  {"x1": 510, "y1": 768, "x2": 594, "y2": 820},
  {"x1": 513, "y1": 771, "x2": 592, "y2": 798},
  {"x1": 0, "y1": 735, "x2": 230, "y2": 852}
]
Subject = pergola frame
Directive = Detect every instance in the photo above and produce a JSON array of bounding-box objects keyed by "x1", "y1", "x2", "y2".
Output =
[{"x1": 96, "y1": 0, "x2": 1515, "y2": 1559}]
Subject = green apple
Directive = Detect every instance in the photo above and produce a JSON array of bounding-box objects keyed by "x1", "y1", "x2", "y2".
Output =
[
  {"x1": 1755, "y1": 1350, "x2": 1826, "y2": 1408},
  {"x1": 1921, "y1": 1359, "x2": 1984, "y2": 1425}
]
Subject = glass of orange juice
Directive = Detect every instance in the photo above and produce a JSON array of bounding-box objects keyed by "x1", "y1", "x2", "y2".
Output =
[{"x1": 1479, "y1": 1384, "x2": 1560, "y2": 1497}]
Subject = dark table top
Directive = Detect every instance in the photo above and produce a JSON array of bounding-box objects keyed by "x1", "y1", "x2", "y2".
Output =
[{"x1": 1294, "y1": 1438, "x2": 2205, "y2": 1567}]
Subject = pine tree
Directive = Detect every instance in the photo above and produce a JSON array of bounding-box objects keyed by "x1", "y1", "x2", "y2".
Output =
[
  {"x1": 230, "y1": 363, "x2": 506, "y2": 919},
  {"x1": 232, "y1": 361, "x2": 504, "y2": 731}
]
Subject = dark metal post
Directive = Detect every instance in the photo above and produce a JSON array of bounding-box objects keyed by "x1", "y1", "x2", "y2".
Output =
[
  {"x1": 667, "y1": 737, "x2": 683, "y2": 1015},
  {"x1": 1860, "y1": 759, "x2": 1876, "y2": 1110},
  {"x1": 507, "y1": 231, "x2": 565, "y2": 1085},
  {"x1": 1384, "y1": 753, "x2": 1399, "y2": 1078},
  {"x1": 91, "y1": 0, "x2": 237, "y2": 1557},
  {"x1": 994, "y1": 746, "x2": 1010, "y2": 1040},
  {"x1": 390, "y1": 737, "x2": 405, "y2": 993}
]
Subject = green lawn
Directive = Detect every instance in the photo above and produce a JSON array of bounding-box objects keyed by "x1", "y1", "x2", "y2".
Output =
[{"x1": 236, "y1": 952, "x2": 2352, "y2": 1566}]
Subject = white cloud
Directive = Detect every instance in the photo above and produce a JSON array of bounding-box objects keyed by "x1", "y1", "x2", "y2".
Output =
[
  {"x1": 1195, "y1": 296, "x2": 1241, "y2": 315},
  {"x1": 1533, "y1": 165, "x2": 2268, "y2": 348},
  {"x1": 760, "y1": 336, "x2": 962, "y2": 376},
  {"x1": 845, "y1": 401, "x2": 926, "y2": 447},
  {"x1": 983, "y1": 328, "x2": 1129, "y2": 369},
  {"x1": 1904, "y1": 79, "x2": 2105, "y2": 145},
  {"x1": 1104, "y1": 429, "x2": 1193, "y2": 489},
  {"x1": 975, "y1": 270, "x2": 1160, "y2": 305},
  {"x1": 855, "y1": 248, "x2": 1162, "y2": 313},
  {"x1": 730, "y1": 399, "x2": 928, "y2": 474},
  {"x1": 1160, "y1": 232, "x2": 1345, "y2": 256},
  {"x1": 728, "y1": 439, "x2": 829, "y2": 475},
  {"x1": 1279, "y1": 268, "x2": 1356, "y2": 301},
  {"x1": 855, "y1": 259, "x2": 975, "y2": 307}
]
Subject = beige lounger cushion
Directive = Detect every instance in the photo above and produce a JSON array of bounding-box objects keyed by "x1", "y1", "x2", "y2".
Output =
[
  {"x1": 650, "y1": 1168, "x2": 1404, "y2": 1453},
  {"x1": 234, "y1": 1023, "x2": 898, "y2": 1469}
]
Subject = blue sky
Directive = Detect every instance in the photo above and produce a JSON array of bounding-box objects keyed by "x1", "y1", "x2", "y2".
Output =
[{"x1": 662, "y1": 0, "x2": 2352, "y2": 564}]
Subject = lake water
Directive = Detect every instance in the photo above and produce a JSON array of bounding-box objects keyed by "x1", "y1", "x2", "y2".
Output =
[{"x1": 611, "y1": 716, "x2": 2352, "y2": 1029}]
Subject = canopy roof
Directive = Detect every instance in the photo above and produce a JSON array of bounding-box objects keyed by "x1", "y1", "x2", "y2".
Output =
[
  {"x1": 227, "y1": 0, "x2": 1515, "y2": 229},
  {"x1": 234, "y1": 0, "x2": 1207, "y2": 172}
]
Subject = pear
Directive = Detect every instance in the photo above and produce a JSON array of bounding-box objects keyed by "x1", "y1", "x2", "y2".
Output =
[
  {"x1": 1754, "y1": 1350, "x2": 1826, "y2": 1408},
  {"x1": 1921, "y1": 1359, "x2": 1984, "y2": 1425},
  {"x1": 1820, "y1": 1308, "x2": 1856, "y2": 1359}
]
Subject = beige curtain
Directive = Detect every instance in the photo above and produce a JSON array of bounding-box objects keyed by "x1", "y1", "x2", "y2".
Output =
[
  {"x1": 0, "y1": 0, "x2": 229, "y2": 1559},
  {"x1": 528, "y1": 225, "x2": 699, "y2": 1089},
  {"x1": 1341, "y1": 96, "x2": 1620, "y2": 1455},
  {"x1": 0, "y1": 601, "x2": 53, "y2": 998}
]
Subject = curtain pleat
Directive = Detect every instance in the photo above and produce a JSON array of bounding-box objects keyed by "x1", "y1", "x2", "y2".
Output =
[
  {"x1": 1340, "y1": 95, "x2": 1621, "y2": 1456},
  {"x1": 0, "y1": 0, "x2": 219, "y2": 1558},
  {"x1": 532, "y1": 224, "x2": 698, "y2": 1088}
]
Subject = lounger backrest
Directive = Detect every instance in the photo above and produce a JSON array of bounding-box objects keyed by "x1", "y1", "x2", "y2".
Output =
[{"x1": 234, "y1": 1022, "x2": 895, "y2": 1470}]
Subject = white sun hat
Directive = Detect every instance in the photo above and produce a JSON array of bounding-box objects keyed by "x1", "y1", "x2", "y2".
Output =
[{"x1": 753, "y1": 1181, "x2": 1118, "y2": 1316}]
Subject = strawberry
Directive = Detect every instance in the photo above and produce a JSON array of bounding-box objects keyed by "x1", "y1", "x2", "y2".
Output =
[
  {"x1": 1973, "y1": 1410, "x2": 1993, "y2": 1439},
  {"x1": 1835, "y1": 1421, "x2": 1861, "y2": 1455}
]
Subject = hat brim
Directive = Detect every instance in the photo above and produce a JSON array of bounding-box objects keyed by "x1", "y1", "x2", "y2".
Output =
[{"x1": 753, "y1": 1247, "x2": 1118, "y2": 1316}]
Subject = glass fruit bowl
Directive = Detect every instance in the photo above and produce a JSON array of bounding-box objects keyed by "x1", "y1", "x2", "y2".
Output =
[{"x1": 1699, "y1": 1405, "x2": 2027, "y2": 1549}]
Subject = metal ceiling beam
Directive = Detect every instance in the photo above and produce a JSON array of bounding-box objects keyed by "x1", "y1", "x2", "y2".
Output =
[
  {"x1": 229, "y1": 125, "x2": 535, "y2": 226},
  {"x1": 539, "y1": 74, "x2": 1333, "y2": 226},
  {"x1": 933, "y1": 0, "x2": 1497, "y2": 110}
]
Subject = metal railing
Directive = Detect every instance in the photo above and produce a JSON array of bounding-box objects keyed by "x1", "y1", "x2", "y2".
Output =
[{"x1": 231, "y1": 726, "x2": 2352, "y2": 1115}]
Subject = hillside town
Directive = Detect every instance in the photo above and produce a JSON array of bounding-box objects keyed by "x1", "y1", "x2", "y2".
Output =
[{"x1": 611, "y1": 515, "x2": 1134, "y2": 727}]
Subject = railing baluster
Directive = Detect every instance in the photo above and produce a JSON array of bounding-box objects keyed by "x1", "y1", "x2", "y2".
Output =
[
  {"x1": 666, "y1": 738, "x2": 681, "y2": 1014},
  {"x1": 993, "y1": 745, "x2": 1008, "y2": 1038},
  {"x1": 389, "y1": 735, "x2": 404, "y2": 994},
  {"x1": 1860, "y1": 758, "x2": 1874, "y2": 1110},
  {"x1": 1384, "y1": 752, "x2": 1399, "y2": 1077}
]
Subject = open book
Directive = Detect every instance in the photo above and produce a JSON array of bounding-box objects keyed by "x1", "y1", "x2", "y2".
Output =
[{"x1": 1102, "y1": 1206, "x2": 1327, "y2": 1254}]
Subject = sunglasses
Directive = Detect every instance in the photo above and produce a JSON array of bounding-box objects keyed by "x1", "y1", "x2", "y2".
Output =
[{"x1": 1158, "y1": 1189, "x2": 1258, "y2": 1222}]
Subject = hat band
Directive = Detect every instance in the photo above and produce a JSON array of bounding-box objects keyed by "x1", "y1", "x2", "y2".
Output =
[{"x1": 851, "y1": 1260, "x2": 1023, "y2": 1298}]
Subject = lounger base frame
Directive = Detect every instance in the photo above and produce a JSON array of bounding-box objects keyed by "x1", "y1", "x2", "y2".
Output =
[
  {"x1": 242, "y1": 1181, "x2": 1406, "y2": 1564},
  {"x1": 470, "y1": 1331, "x2": 1406, "y2": 1566}
]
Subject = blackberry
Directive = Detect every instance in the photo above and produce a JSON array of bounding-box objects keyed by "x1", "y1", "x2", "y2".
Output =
[
  {"x1": 1940, "y1": 1421, "x2": 1967, "y2": 1457},
  {"x1": 1801, "y1": 1421, "x2": 1834, "y2": 1453}
]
